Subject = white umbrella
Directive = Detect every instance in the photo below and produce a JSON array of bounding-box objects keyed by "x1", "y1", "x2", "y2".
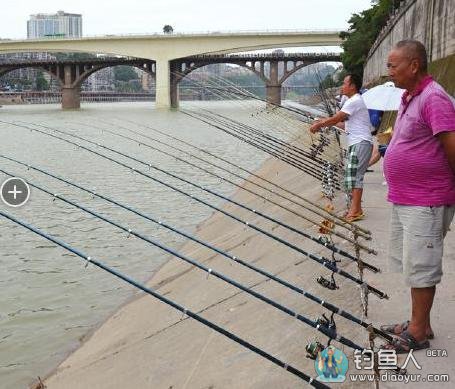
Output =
[{"x1": 361, "y1": 81, "x2": 405, "y2": 111}]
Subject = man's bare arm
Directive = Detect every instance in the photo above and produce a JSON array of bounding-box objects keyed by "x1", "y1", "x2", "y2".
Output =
[
  {"x1": 437, "y1": 131, "x2": 455, "y2": 174},
  {"x1": 309, "y1": 111, "x2": 348, "y2": 133}
]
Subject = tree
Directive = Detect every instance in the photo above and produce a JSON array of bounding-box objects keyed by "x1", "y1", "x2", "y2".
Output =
[
  {"x1": 340, "y1": 0, "x2": 403, "y2": 77},
  {"x1": 163, "y1": 25, "x2": 174, "y2": 34},
  {"x1": 113, "y1": 66, "x2": 139, "y2": 82},
  {"x1": 35, "y1": 71, "x2": 49, "y2": 91}
]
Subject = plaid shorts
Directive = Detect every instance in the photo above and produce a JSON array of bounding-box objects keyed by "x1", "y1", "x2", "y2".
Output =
[{"x1": 344, "y1": 140, "x2": 372, "y2": 191}]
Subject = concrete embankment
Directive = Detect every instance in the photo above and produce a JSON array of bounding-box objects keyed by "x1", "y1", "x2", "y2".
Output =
[{"x1": 40, "y1": 136, "x2": 455, "y2": 388}]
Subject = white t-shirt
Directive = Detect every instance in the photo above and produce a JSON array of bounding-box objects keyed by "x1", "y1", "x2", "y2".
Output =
[{"x1": 341, "y1": 93, "x2": 373, "y2": 146}]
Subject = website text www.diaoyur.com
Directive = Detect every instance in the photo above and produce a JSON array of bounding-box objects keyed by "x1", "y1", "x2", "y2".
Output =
[{"x1": 349, "y1": 372, "x2": 450, "y2": 384}]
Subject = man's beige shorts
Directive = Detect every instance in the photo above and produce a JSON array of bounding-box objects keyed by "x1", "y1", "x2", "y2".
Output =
[{"x1": 389, "y1": 204, "x2": 455, "y2": 288}]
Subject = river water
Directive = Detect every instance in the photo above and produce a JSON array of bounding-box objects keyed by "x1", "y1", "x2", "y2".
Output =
[{"x1": 0, "y1": 101, "x2": 280, "y2": 388}]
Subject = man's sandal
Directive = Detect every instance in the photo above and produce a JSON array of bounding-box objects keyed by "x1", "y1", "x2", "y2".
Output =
[
  {"x1": 343, "y1": 212, "x2": 364, "y2": 223},
  {"x1": 381, "y1": 330, "x2": 430, "y2": 354},
  {"x1": 380, "y1": 320, "x2": 435, "y2": 339}
]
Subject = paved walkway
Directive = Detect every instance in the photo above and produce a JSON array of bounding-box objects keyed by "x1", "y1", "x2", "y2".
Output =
[{"x1": 41, "y1": 154, "x2": 454, "y2": 389}]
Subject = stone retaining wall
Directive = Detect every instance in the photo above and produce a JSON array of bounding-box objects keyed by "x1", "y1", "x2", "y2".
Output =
[{"x1": 363, "y1": 0, "x2": 455, "y2": 85}]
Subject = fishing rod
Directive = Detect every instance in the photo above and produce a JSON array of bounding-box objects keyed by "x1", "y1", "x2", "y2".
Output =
[
  {"x1": 96, "y1": 116, "x2": 372, "y2": 237},
  {"x1": 181, "y1": 109, "x2": 338, "y2": 186},
  {"x1": 193, "y1": 107, "x2": 337, "y2": 173},
  {"x1": 1, "y1": 156, "x2": 389, "y2": 340},
  {"x1": 20, "y1": 121, "x2": 369, "y2": 262},
  {"x1": 172, "y1": 72, "x2": 346, "y2": 199},
  {"x1": 0, "y1": 210, "x2": 329, "y2": 389},
  {"x1": 63, "y1": 125, "x2": 373, "y2": 253},
  {"x1": 175, "y1": 70, "x2": 310, "y2": 136},
  {"x1": 0, "y1": 121, "x2": 386, "y2": 298},
  {"x1": 173, "y1": 69, "x2": 315, "y2": 128},
  {"x1": 194, "y1": 106, "x2": 343, "y2": 188},
  {"x1": 183, "y1": 109, "x2": 343, "y2": 200},
  {"x1": 174, "y1": 70, "x2": 343, "y2": 159},
  {"x1": 0, "y1": 170, "x2": 365, "y2": 353},
  {"x1": 74, "y1": 117, "x2": 370, "y2": 241},
  {"x1": 188, "y1": 109, "x2": 332, "y2": 181},
  {"x1": 174, "y1": 68, "x2": 344, "y2": 161}
]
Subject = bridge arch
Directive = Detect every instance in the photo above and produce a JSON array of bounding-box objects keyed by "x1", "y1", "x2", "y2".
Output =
[
  {"x1": 0, "y1": 66, "x2": 60, "y2": 87},
  {"x1": 169, "y1": 55, "x2": 340, "y2": 107},
  {"x1": 1, "y1": 57, "x2": 156, "y2": 108},
  {"x1": 173, "y1": 62, "x2": 267, "y2": 104}
]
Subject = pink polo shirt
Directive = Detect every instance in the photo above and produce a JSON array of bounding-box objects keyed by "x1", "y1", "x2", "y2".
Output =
[{"x1": 383, "y1": 76, "x2": 455, "y2": 206}]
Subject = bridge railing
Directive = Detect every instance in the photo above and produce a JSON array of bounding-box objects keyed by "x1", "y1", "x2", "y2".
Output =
[{"x1": 4, "y1": 29, "x2": 343, "y2": 42}]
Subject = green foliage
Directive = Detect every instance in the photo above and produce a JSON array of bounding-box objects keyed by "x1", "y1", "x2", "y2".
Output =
[
  {"x1": 114, "y1": 79, "x2": 143, "y2": 92},
  {"x1": 340, "y1": 0, "x2": 403, "y2": 77},
  {"x1": 113, "y1": 66, "x2": 139, "y2": 82},
  {"x1": 35, "y1": 71, "x2": 49, "y2": 91}
]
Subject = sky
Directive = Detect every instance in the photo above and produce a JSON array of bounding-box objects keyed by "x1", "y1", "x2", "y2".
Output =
[{"x1": 1, "y1": 0, "x2": 374, "y2": 39}]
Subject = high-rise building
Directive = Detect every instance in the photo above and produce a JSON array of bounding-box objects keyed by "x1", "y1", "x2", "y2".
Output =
[{"x1": 27, "y1": 10, "x2": 82, "y2": 39}]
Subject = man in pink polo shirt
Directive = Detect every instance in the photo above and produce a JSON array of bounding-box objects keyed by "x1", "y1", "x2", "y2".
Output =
[{"x1": 380, "y1": 40, "x2": 455, "y2": 353}]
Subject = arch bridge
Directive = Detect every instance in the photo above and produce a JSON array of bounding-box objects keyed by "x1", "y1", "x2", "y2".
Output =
[
  {"x1": 1, "y1": 52, "x2": 340, "y2": 109},
  {"x1": 0, "y1": 31, "x2": 342, "y2": 108}
]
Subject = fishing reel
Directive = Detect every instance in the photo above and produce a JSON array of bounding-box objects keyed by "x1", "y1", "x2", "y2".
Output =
[
  {"x1": 316, "y1": 313, "x2": 337, "y2": 332},
  {"x1": 317, "y1": 273, "x2": 339, "y2": 290},
  {"x1": 310, "y1": 135, "x2": 330, "y2": 158},
  {"x1": 321, "y1": 162, "x2": 336, "y2": 200},
  {"x1": 305, "y1": 340, "x2": 325, "y2": 360}
]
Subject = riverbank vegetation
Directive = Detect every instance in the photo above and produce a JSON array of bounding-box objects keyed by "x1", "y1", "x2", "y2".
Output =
[{"x1": 340, "y1": 0, "x2": 404, "y2": 77}]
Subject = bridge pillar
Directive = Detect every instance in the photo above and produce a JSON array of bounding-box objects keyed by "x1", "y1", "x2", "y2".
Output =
[
  {"x1": 60, "y1": 64, "x2": 81, "y2": 109},
  {"x1": 170, "y1": 62, "x2": 180, "y2": 109},
  {"x1": 266, "y1": 85, "x2": 282, "y2": 106},
  {"x1": 155, "y1": 59, "x2": 171, "y2": 109},
  {"x1": 62, "y1": 86, "x2": 81, "y2": 109},
  {"x1": 265, "y1": 61, "x2": 282, "y2": 106}
]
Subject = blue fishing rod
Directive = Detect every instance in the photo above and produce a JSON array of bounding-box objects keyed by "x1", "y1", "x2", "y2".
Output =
[
  {"x1": 0, "y1": 168, "x2": 364, "y2": 352},
  {"x1": 0, "y1": 121, "x2": 387, "y2": 298},
  {"x1": 0, "y1": 155, "x2": 392, "y2": 341},
  {"x1": 14, "y1": 120, "x2": 376, "y2": 262},
  {"x1": 0, "y1": 210, "x2": 329, "y2": 389}
]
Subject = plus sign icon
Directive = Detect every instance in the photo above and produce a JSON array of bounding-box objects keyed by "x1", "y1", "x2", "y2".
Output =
[{"x1": 1, "y1": 177, "x2": 31, "y2": 207}]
